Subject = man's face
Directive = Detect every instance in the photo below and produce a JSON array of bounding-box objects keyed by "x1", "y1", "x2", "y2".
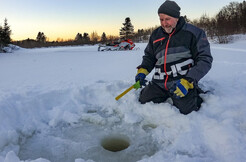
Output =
[{"x1": 159, "y1": 13, "x2": 178, "y2": 34}]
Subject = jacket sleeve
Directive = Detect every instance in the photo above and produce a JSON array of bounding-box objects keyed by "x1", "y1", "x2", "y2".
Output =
[
  {"x1": 186, "y1": 30, "x2": 213, "y2": 82},
  {"x1": 137, "y1": 35, "x2": 157, "y2": 73}
]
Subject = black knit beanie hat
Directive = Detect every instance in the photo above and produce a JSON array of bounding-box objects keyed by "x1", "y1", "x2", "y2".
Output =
[{"x1": 158, "y1": 0, "x2": 180, "y2": 18}]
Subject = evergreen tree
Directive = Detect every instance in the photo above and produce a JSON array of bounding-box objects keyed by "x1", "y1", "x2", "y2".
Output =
[
  {"x1": 36, "y1": 32, "x2": 46, "y2": 43},
  {"x1": 75, "y1": 33, "x2": 83, "y2": 42},
  {"x1": 83, "y1": 33, "x2": 90, "y2": 43},
  {"x1": 3, "y1": 18, "x2": 11, "y2": 45},
  {"x1": 0, "y1": 26, "x2": 3, "y2": 48},
  {"x1": 119, "y1": 17, "x2": 134, "y2": 40},
  {"x1": 0, "y1": 18, "x2": 11, "y2": 48},
  {"x1": 101, "y1": 32, "x2": 107, "y2": 43}
]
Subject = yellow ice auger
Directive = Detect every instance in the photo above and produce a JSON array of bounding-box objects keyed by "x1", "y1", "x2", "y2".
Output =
[{"x1": 115, "y1": 81, "x2": 141, "y2": 101}]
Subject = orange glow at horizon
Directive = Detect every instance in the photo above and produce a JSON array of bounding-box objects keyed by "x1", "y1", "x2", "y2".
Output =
[
  {"x1": 10, "y1": 21, "x2": 158, "y2": 41},
  {"x1": 11, "y1": 26, "x2": 121, "y2": 42}
]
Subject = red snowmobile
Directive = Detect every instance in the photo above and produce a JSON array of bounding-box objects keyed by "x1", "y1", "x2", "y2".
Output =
[{"x1": 98, "y1": 39, "x2": 136, "y2": 51}]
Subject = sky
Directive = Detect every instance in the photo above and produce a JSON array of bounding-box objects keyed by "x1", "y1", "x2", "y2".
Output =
[{"x1": 0, "y1": 0, "x2": 244, "y2": 41}]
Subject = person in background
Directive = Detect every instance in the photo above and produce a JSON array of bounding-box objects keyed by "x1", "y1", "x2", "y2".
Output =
[{"x1": 135, "y1": 0, "x2": 213, "y2": 115}]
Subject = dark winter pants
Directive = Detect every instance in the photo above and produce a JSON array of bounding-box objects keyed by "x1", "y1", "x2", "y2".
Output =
[{"x1": 139, "y1": 82, "x2": 203, "y2": 115}]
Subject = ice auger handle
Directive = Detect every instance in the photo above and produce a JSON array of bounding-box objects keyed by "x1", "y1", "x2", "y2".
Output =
[{"x1": 115, "y1": 81, "x2": 140, "y2": 101}]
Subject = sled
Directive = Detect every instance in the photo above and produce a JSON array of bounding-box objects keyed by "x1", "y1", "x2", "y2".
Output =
[{"x1": 98, "y1": 39, "x2": 136, "y2": 51}]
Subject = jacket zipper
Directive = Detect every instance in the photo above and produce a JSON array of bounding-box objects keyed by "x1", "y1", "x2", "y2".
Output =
[{"x1": 164, "y1": 29, "x2": 176, "y2": 90}]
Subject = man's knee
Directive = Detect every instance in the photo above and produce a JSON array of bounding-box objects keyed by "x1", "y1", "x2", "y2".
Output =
[
  {"x1": 173, "y1": 90, "x2": 203, "y2": 115},
  {"x1": 139, "y1": 82, "x2": 168, "y2": 104}
]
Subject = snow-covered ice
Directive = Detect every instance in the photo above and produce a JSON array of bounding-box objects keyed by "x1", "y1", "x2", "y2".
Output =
[{"x1": 1, "y1": 36, "x2": 246, "y2": 162}]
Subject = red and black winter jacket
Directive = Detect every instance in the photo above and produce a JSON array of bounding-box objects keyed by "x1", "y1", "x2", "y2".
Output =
[{"x1": 138, "y1": 17, "x2": 213, "y2": 90}]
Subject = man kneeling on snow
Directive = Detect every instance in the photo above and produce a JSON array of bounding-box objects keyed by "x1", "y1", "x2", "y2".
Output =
[{"x1": 135, "y1": 1, "x2": 213, "y2": 114}]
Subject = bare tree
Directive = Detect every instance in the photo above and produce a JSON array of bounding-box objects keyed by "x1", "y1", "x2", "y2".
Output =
[{"x1": 90, "y1": 31, "x2": 100, "y2": 44}]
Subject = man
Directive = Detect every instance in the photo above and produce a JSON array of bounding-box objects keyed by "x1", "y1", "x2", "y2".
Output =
[{"x1": 135, "y1": 0, "x2": 213, "y2": 115}]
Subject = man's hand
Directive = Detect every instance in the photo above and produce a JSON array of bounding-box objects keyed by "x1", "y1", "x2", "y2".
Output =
[
  {"x1": 135, "y1": 68, "x2": 149, "y2": 86},
  {"x1": 171, "y1": 78, "x2": 194, "y2": 98}
]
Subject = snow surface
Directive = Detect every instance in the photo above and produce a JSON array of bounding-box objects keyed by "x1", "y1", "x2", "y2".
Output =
[{"x1": 0, "y1": 37, "x2": 246, "y2": 162}]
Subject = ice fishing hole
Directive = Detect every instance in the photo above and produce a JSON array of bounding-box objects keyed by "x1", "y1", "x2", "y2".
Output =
[{"x1": 101, "y1": 135, "x2": 130, "y2": 152}]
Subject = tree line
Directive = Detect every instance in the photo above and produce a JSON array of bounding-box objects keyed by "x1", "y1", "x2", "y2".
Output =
[
  {"x1": 191, "y1": 1, "x2": 246, "y2": 43},
  {"x1": 1, "y1": 1, "x2": 246, "y2": 50},
  {"x1": 13, "y1": 31, "x2": 121, "y2": 48},
  {"x1": 12, "y1": 17, "x2": 155, "y2": 48}
]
